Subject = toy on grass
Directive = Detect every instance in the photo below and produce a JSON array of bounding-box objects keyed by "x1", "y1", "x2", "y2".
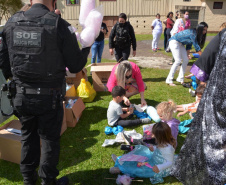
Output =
[
  {"x1": 192, "y1": 53, "x2": 200, "y2": 58},
  {"x1": 112, "y1": 125, "x2": 124, "y2": 135},
  {"x1": 116, "y1": 175, "x2": 132, "y2": 185},
  {"x1": 146, "y1": 106, "x2": 161, "y2": 123},
  {"x1": 137, "y1": 162, "x2": 153, "y2": 169},
  {"x1": 105, "y1": 126, "x2": 113, "y2": 135}
]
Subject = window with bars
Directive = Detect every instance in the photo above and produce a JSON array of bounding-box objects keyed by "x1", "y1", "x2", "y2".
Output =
[
  {"x1": 213, "y1": 2, "x2": 223, "y2": 9},
  {"x1": 66, "y1": 0, "x2": 79, "y2": 5}
]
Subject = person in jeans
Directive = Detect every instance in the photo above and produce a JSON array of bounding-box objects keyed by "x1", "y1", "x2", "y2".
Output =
[
  {"x1": 91, "y1": 22, "x2": 108, "y2": 64},
  {"x1": 165, "y1": 12, "x2": 174, "y2": 51},
  {"x1": 166, "y1": 22, "x2": 208, "y2": 86},
  {"x1": 151, "y1": 13, "x2": 162, "y2": 52},
  {"x1": 107, "y1": 86, "x2": 150, "y2": 127}
]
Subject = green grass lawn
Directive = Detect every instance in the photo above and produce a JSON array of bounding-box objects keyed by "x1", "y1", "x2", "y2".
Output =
[{"x1": 0, "y1": 58, "x2": 196, "y2": 185}]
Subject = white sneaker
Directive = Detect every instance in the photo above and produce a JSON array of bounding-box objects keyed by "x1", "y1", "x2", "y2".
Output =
[
  {"x1": 111, "y1": 154, "x2": 117, "y2": 162},
  {"x1": 109, "y1": 167, "x2": 121, "y2": 174},
  {"x1": 189, "y1": 88, "x2": 196, "y2": 97},
  {"x1": 141, "y1": 118, "x2": 151, "y2": 124}
]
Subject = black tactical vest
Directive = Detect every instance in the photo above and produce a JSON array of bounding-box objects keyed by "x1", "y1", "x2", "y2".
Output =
[
  {"x1": 4, "y1": 11, "x2": 65, "y2": 83},
  {"x1": 115, "y1": 22, "x2": 131, "y2": 48}
]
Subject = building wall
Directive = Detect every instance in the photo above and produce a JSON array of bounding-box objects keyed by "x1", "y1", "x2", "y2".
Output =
[
  {"x1": 58, "y1": 0, "x2": 225, "y2": 33},
  {"x1": 174, "y1": 0, "x2": 202, "y2": 7},
  {"x1": 58, "y1": 0, "x2": 174, "y2": 19},
  {"x1": 204, "y1": 0, "x2": 226, "y2": 32}
]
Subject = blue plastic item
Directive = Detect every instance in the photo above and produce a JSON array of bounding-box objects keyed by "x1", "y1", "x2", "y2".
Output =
[
  {"x1": 146, "y1": 106, "x2": 161, "y2": 123},
  {"x1": 178, "y1": 119, "x2": 193, "y2": 134},
  {"x1": 190, "y1": 76, "x2": 198, "y2": 90},
  {"x1": 192, "y1": 53, "x2": 200, "y2": 58},
  {"x1": 105, "y1": 126, "x2": 113, "y2": 135},
  {"x1": 112, "y1": 125, "x2": 124, "y2": 135},
  {"x1": 133, "y1": 110, "x2": 151, "y2": 120}
]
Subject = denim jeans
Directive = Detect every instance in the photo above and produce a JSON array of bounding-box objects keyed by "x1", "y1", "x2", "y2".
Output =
[{"x1": 91, "y1": 40, "x2": 105, "y2": 64}]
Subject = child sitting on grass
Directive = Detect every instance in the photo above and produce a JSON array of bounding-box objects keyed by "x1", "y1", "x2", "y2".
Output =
[
  {"x1": 177, "y1": 84, "x2": 206, "y2": 118},
  {"x1": 107, "y1": 86, "x2": 150, "y2": 127},
  {"x1": 110, "y1": 122, "x2": 176, "y2": 184},
  {"x1": 156, "y1": 100, "x2": 180, "y2": 146}
]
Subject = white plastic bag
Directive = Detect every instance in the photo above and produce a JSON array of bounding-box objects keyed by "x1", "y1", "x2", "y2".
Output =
[
  {"x1": 80, "y1": 27, "x2": 96, "y2": 48},
  {"x1": 79, "y1": 0, "x2": 95, "y2": 28},
  {"x1": 84, "y1": 7, "x2": 103, "y2": 38}
]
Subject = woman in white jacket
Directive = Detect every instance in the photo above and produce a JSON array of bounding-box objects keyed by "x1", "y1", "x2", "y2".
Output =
[
  {"x1": 151, "y1": 13, "x2": 163, "y2": 52},
  {"x1": 170, "y1": 12, "x2": 185, "y2": 36}
]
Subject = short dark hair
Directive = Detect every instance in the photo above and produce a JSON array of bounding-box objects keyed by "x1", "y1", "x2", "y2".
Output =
[
  {"x1": 119, "y1": 13, "x2": 127, "y2": 21},
  {"x1": 167, "y1": 12, "x2": 173, "y2": 18},
  {"x1": 195, "y1": 84, "x2": 205, "y2": 95},
  {"x1": 156, "y1": 13, "x2": 160, "y2": 17},
  {"x1": 112, "y1": 86, "x2": 126, "y2": 98}
]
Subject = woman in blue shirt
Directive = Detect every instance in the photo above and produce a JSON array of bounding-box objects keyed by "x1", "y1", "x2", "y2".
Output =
[{"x1": 166, "y1": 22, "x2": 208, "y2": 86}]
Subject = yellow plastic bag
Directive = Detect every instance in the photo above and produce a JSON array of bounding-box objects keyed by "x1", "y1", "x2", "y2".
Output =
[{"x1": 77, "y1": 78, "x2": 96, "y2": 102}]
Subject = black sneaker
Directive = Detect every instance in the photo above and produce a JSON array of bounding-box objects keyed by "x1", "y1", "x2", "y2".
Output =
[
  {"x1": 24, "y1": 172, "x2": 38, "y2": 185},
  {"x1": 41, "y1": 176, "x2": 69, "y2": 185},
  {"x1": 122, "y1": 131, "x2": 132, "y2": 145},
  {"x1": 182, "y1": 82, "x2": 191, "y2": 88},
  {"x1": 120, "y1": 144, "x2": 135, "y2": 151},
  {"x1": 56, "y1": 176, "x2": 69, "y2": 185},
  {"x1": 122, "y1": 131, "x2": 143, "y2": 145}
]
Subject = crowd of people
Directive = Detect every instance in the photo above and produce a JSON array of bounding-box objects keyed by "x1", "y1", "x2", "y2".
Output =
[{"x1": 0, "y1": 1, "x2": 225, "y2": 185}]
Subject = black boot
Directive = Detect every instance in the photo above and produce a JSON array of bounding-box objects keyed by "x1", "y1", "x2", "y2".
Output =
[
  {"x1": 23, "y1": 171, "x2": 38, "y2": 185},
  {"x1": 41, "y1": 176, "x2": 69, "y2": 185}
]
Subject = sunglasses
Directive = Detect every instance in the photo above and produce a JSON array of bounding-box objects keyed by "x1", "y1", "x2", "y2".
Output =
[{"x1": 125, "y1": 74, "x2": 132, "y2": 79}]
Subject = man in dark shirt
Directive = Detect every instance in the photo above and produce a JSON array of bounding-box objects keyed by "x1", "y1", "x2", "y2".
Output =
[
  {"x1": 109, "y1": 13, "x2": 136, "y2": 62},
  {"x1": 0, "y1": 0, "x2": 90, "y2": 184},
  {"x1": 91, "y1": 22, "x2": 108, "y2": 64}
]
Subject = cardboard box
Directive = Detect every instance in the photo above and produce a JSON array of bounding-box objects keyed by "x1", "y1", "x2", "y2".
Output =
[
  {"x1": 0, "y1": 110, "x2": 67, "y2": 164},
  {"x1": 66, "y1": 84, "x2": 77, "y2": 97},
  {"x1": 65, "y1": 97, "x2": 85, "y2": 127},
  {"x1": 66, "y1": 68, "x2": 87, "y2": 88},
  {"x1": 0, "y1": 120, "x2": 21, "y2": 164},
  {"x1": 90, "y1": 62, "x2": 116, "y2": 91}
]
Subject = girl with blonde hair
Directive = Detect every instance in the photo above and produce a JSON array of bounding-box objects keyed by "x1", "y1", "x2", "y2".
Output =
[
  {"x1": 156, "y1": 100, "x2": 180, "y2": 146},
  {"x1": 107, "y1": 61, "x2": 147, "y2": 106}
]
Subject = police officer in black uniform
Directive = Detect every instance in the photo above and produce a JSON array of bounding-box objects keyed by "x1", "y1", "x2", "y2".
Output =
[
  {"x1": 109, "y1": 13, "x2": 137, "y2": 62},
  {"x1": 0, "y1": 0, "x2": 90, "y2": 184}
]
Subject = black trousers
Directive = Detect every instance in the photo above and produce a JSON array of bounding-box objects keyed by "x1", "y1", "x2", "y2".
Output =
[
  {"x1": 114, "y1": 46, "x2": 131, "y2": 62},
  {"x1": 164, "y1": 28, "x2": 167, "y2": 50},
  {"x1": 114, "y1": 117, "x2": 142, "y2": 127},
  {"x1": 13, "y1": 93, "x2": 63, "y2": 181}
]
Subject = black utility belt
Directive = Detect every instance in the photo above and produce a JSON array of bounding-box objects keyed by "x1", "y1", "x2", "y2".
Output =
[{"x1": 16, "y1": 86, "x2": 61, "y2": 95}]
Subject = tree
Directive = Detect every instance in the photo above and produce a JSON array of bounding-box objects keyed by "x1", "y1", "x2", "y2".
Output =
[{"x1": 0, "y1": 0, "x2": 23, "y2": 23}]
